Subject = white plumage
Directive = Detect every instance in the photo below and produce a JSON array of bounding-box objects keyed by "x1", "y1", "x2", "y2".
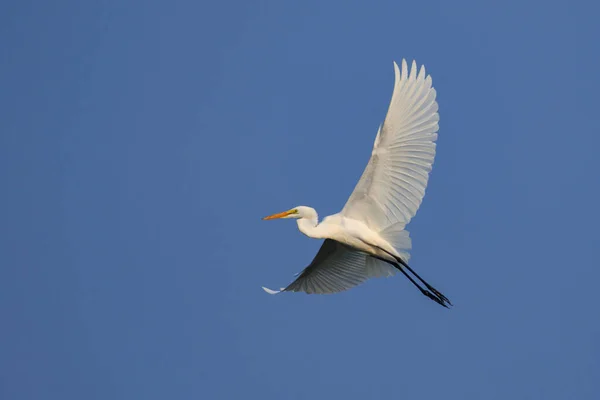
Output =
[{"x1": 262, "y1": 60, "x2": 450, "y2": 307}]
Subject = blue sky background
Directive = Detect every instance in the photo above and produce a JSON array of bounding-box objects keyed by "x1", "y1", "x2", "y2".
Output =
[{"x1": 1, "y1": 1, "x2": 599, "y2": 399}]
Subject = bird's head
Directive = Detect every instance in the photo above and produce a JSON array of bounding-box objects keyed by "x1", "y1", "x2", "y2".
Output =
[{"x1": 262, "y1": 206, "x2": 316, "y2": 221}]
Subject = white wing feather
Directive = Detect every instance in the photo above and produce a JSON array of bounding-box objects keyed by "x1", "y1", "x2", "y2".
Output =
[
  {"x1": 342, "y1": 59, "x2": 439, "y2": 232},
  {"x1": 263, "y1": 239, "x2": 395, "y2": 295}
]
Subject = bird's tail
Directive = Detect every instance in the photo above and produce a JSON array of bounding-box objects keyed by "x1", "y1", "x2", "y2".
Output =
[{"x1": 379, "y1": 223, "x2": 412, "y2": 260}]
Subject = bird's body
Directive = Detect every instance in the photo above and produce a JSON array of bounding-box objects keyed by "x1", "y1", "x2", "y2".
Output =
[
  {"x1": 262, "y1": 59, "x2": 451, "y2": 307},
  {"x1": 296, "y1": 211, "x2": 400, "y2": 263}
]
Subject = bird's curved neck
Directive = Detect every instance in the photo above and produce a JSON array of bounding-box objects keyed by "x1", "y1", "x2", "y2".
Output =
[{"x1": 297, "y1": 211, "x2": 322, "y2": 239}]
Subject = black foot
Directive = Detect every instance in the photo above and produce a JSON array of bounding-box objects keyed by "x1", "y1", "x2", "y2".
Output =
[
  {"x1": 426, "y1": 285, "x2": 452, "y2": 307},
  {"x1": 422, "y1": 289, "x2": 451, "y2": 308}
]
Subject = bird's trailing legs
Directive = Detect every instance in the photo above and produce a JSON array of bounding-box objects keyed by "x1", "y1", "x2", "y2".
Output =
[
  {"x1": 395, "y1": 266, "x2": 449, "y2": 308},
  {"x1": 373, "y1": 255, "x2": 451, "y2": 308},
  {"x1": 394, "y1": 256, "x2": 452, "y2": 307}
]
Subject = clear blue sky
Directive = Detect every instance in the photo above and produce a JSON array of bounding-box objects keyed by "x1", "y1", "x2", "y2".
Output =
[{"x1": 1, "y1": 1, "x2": 599, "y2": 399}]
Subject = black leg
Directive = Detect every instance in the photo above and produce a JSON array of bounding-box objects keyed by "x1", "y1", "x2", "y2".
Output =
[
  {"x1": 394, "y1": 256, "x2": 452, "y2": 306},
  {"x1": 371, "y1": 255, "x2": 449, "y2": 308},
  {"x1": 395, "y1": 264, "x2": 449, "y2": 308}
]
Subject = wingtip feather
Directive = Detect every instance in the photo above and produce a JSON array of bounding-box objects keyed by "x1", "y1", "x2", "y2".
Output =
[
  {"x1": 262, "y1": 286, "x2": 282, "y2": 295},
  {"x1": 393, "y1": 61, "x2": 401, "y2": 85},
  {"x1": 409, "y1": 60, "x2": 418, "y2": 80}
]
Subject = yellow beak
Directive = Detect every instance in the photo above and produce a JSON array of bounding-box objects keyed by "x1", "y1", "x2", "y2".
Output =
[{"x1": 262, "y1": 210, "x2": 294, "y2": 220}]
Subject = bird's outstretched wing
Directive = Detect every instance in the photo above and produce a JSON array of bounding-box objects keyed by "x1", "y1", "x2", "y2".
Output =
[
  {"x1": 341, "y1": 60, "x2": 439, "y2": 232},
  {"x1": 262, "y1": 239, "x2": 395, "y2": 295}
]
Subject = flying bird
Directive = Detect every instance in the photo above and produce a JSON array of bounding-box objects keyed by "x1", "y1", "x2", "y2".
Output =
[{"x1": 262, "y1": 60, "x2": 451, "y2": 308}]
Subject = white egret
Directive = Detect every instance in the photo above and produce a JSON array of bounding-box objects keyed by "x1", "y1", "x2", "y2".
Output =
[{"x1": 262, "y1": 60, "x2": 451, "y2": 308}]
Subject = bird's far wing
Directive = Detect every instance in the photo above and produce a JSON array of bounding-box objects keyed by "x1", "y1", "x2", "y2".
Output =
[
  {"x1": 341, "y1": 60, "x2": 439, "y2": 232},
  {"x1": 263, "y1": 239, "x2": 395, "y2": 295}
]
